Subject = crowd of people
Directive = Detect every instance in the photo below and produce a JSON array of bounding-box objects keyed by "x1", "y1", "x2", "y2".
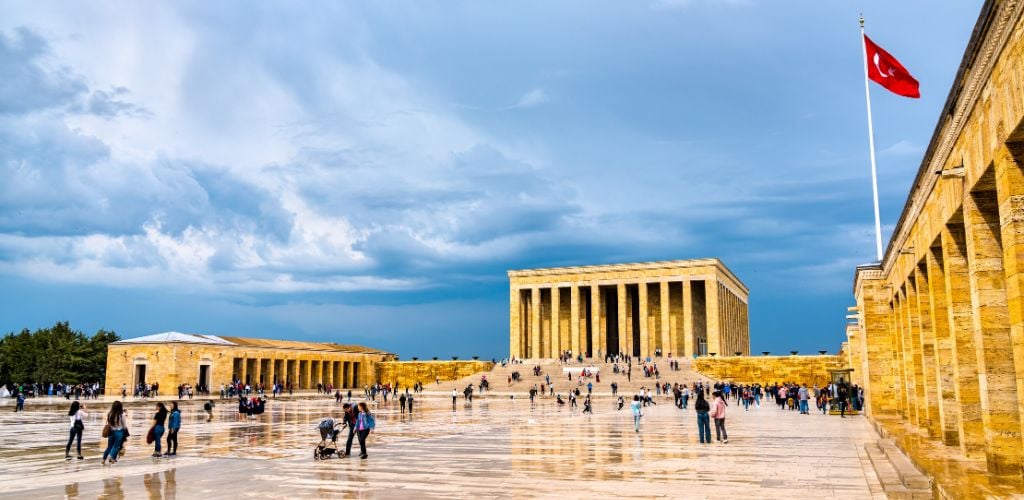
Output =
[
  {"x1": 16, "y1": 351, "x2": 870, "y2": 468},
  {"x1": 2, "y1": 382, "x2": 103, "y2": 401}
]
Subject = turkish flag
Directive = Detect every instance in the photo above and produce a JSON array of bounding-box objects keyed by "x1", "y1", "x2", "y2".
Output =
[{"x1": 864, "y1": 34, "x2": 920, "y2": 98}]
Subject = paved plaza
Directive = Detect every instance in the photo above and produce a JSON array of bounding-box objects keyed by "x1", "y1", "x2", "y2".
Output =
[{"x1": 0, "y1": 395, "x2": 886, "y2": 499}]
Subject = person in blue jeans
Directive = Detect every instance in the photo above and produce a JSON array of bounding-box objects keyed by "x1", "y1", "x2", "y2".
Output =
[
  {"x1": 694, "y1": 392, "x2": 711, "y2": 444},
  {"x1": 102, "y1": 401, "x2": 128, "y2": 465},
  {"x1": 151, "y1": 402, "x2": 168, "y2": 457}
]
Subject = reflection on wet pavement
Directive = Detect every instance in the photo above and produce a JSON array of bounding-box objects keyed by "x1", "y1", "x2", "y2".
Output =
[{"x1": 0, "y1": 396, "x2": 886, "y2": 498}]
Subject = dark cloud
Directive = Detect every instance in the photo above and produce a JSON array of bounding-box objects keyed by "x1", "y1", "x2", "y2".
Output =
[
  {"x1": 0, "y1": 27, "x2": 86, "y2": 115},
  {"x1": 75, "y1": 86, "x2": 151, "y2": 118},
  {"x1": 0, "y1": 27, "x2": 146, "y2": 118}
]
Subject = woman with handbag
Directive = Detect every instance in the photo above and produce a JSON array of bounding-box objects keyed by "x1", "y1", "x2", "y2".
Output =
[
  {"x1": 64, "y1": 401, "x2": 87, "y2": 460},
  {"x1": 101, "y1": 401, "x2": 128, "y2": 465}
]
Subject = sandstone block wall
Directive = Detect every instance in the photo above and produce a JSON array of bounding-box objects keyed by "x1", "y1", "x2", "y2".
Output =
[
  {"x1": 375, "y1": 360, "x2": 494, "y2": 388},
  {"x1": 692, "y1": 355, "x2": 849, "y2": 387}
]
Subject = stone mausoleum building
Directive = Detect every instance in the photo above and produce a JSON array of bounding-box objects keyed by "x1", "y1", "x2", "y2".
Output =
[
  {"x1": 848, "y1": 0, "x2": 1024, "y2": 490},
  {"x1": 105, "y1": 332, "x2": 395, "y2": 394},
  {"x1": 509, "y1": 259, "x2": 749, "y2": 359}
]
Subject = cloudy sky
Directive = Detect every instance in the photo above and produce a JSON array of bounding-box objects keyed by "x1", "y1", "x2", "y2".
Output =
[{"x1": 0, "y1": 1, "x2": 982, "y2": 358}]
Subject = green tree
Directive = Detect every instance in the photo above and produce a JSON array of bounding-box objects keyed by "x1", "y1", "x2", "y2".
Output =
[{"x1": 0, "y1": 322, "x2": 119, "y2": 385}]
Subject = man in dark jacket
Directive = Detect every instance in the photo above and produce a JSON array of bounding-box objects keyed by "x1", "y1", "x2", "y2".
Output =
[{"x1": 341, "y1": 403, "x2": 359, "y2": 457}]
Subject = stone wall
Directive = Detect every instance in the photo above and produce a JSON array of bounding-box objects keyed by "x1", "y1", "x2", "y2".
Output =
[
  {"x1": 375, "y1": 360, "x2": 494, "y2": 388},
  {"x1": 692, "y1": 355, "x2": 849, "y2": 387}
]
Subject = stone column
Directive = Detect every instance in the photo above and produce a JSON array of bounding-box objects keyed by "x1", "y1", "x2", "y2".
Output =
[
  {"x1": 617, "y1": 283, "x2": 628, "y2": 357},
  {"x1": 914, "y1": 265, "x2": 941, "y2": 438},
  {"x1": 592, "y1": 285, "x2": 603, "y2": 358},
  {"x1": 254, "y1": 357, "x2": 263, "y2": 386},
  {"x1": 305, "y1": 360, "x2": 314, "y2": 389},
  {"x1": 926, "y1": 244, "x2": 962, "y2": 446},
  {"x1": 510, "y1": 287, "x2": 522, "y2": 359},
  {"x1": 683, "y1": 282, "x2": 694, "y2": 357},
  {"x1": 705, "y1": 280, "x2": 721, "y2": 356},
  {"x1": 891, "y1": 295, "x2": 908, "y2": 418},
  {"x1": 904, "y1": 277, "x2": 927, "y2": 429},
  {"x1": 964, "y1": 187, "x2": 1023, "y2": 475},
  {"x1": 855, "y1": 268, "x2": 898, "y2": 416},
  {"x1": 551, "y1": 286, "x2": 561, "y2": 358},
  {"x1": 325, "y1": 360, "x2": 333, "y2": 388},
  {"x1": 531, "y1": 287, "x2": 541, "y2": 359},
  {"x1": 660, "y1": 281, "x2": 672, "y2": 357},
  {"x1": 638, "y1": 282, "x2": 649, "y2": 358},
  {"x1": 240, "y1": 357, "x2": 248, "y2": 385},
  {"x1": 570, "y1": 285, "x2": 581, "y2": 356},
  {"x1": 267, "y1": 358, "x2": 276, "y2": 385},
  {"x1": 994, "y1": 143, "x2": 1024, "y2": 452}
]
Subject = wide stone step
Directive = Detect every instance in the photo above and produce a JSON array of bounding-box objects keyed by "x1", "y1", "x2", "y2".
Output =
[
  {"x1": 879, "y1": 439, "x2": 932, "y2": 492},
  {"x1": 864, "y1": 441, "x2": 932, "y2": 499}
]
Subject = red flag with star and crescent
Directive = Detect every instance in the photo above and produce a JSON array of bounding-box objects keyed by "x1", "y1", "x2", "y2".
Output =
[{"x1": 864, "y1": 34, "x2": 920, "y2": 98}]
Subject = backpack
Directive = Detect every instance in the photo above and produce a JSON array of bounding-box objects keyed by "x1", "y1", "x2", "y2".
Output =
[{"x1": 361, "y1": 413, "x2": 376, "y2": 430}]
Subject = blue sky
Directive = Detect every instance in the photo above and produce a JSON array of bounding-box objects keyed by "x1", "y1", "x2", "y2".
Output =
[{"x1": 0, "y1": 1, "x2": 983, "y2": 358}]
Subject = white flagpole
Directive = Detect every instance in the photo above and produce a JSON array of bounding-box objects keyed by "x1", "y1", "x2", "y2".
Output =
[{"x1": 860, "y1": 15, "x2": 884, "y2": 261}]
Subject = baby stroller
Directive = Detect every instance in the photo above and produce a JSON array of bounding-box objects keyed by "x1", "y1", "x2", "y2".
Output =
[{"x1": 314, "y1": 418, "x2": 347, "y2": 460}]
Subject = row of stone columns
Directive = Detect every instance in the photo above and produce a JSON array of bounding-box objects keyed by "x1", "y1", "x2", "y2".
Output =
[
  {"x1": 856, "y1": 143, "x2": 1024, "y2": 477},
  {"x1": 510, "y1": 279, "x2": 749, "y2": 359},
  {"x1": 235, "y1": 356, "x2": 360, "y2": 389}
]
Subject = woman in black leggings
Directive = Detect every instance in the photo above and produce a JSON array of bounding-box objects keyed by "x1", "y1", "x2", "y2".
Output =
[{"x1": 65, "y1": 401, "x2": 87, "y2": 460}]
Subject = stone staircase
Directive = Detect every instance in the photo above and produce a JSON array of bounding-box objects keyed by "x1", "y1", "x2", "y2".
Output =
[
  {"x1": 421, "y1": 357, "x2": 715, "y2": 397},
  {"x1": 863, "y1": 438, "x2": 932, "y2": 499}
]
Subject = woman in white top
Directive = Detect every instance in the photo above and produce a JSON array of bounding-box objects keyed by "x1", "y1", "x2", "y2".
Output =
[{"x1": 65, "y1": 401, "x2": 87, "y2": 460}]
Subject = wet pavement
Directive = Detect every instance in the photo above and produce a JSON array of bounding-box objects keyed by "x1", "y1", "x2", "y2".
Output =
[{"x1": 0, "y1": 396, "x2": 885, "y2": 498}]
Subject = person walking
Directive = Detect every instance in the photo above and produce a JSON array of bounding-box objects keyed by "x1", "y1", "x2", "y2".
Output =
[
  {"x1": 166, "y1": 402, "x2": 181, "y2": 456},
  {"x1": 838, "y1": 385, "x2": 849, "y2": 418},
  {"x1": 631, "y1": 395, "x2": 642, "y2": 432},
  {"x1": 695, "y1": 392, "x2": 711, "y2": 444},
  {"x1": 151, "y1": 402, "x2": 168, "y2": 457},
  {"x1": 341, "y1": 403, "x2": 358, "y2": 458},
  {"x1": 65, "y1": 401, "x2": 87, "y2": 460},
  {"x1": 710, "y1": 391, "x2": 728, "y2": 444},
  {"x1": 399, "y1": 393, "x2": 407, "y2": 414},
  {"x1": 798, "y1": 384, "x2": 810, "y2": 415},
  {"x1": 355, "y1": 402, "x2": 375, "y2": 459},
  {"x1": 102, "y1": 401, "x2": 128, "y2": 465}
]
